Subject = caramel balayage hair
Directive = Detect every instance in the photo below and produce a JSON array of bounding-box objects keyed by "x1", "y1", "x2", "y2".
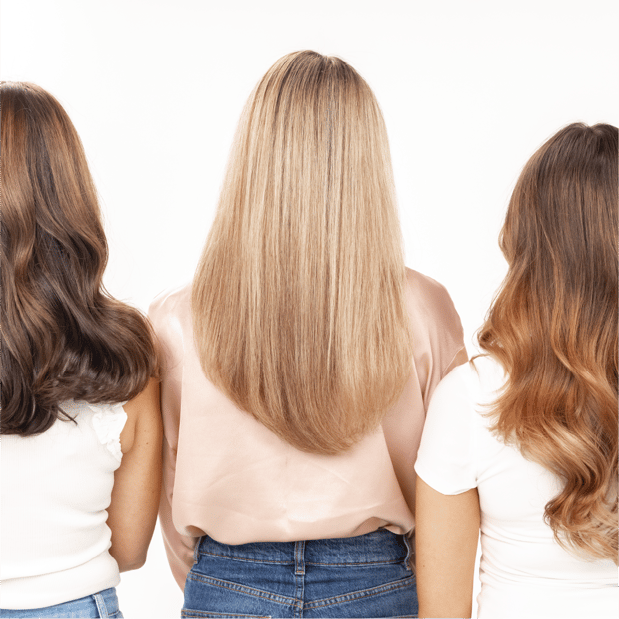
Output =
[
  {"x1": 193, "y1": 51, "x2": 412, "y2": 455},
  {"x1": 1, "y1": 82, "x2": 157, "y2": 436},
  {"x1": 479, "y1": 123, "x2": 618, "y2": 562}
]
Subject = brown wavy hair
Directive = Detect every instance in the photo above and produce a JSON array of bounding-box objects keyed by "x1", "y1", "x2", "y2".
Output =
[
  {"x1": 192, "y1": 51, "x2": 412, "y2": 455},
  {"x1": 1, "y1": 82, "x2": 157, "y2": 436},
  {"x1": 478, "y1": 123, "x2": 618, "y2": 562}
]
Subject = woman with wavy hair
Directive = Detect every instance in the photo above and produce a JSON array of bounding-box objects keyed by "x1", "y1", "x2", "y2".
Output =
[
  {"x1": 0, "y1": 82, "x2": 162, "y2": 617},
  {"x1": 414, "y1": 123, "x2": 618, "y2": 618},
  {"x1": 150, "y1": 50, "x2": 467, "y2": 617}
]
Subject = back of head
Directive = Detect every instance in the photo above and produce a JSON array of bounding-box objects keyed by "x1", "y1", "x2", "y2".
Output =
[
  {"x1": 1, "y1": 82, "x2": 156, "y2": 436},
  {"x1": 192, "y1": 51, "x2": 412, "y2": 455},
  {"x1": 479, "y1": 122, "x2": 618, "y2": 562}
]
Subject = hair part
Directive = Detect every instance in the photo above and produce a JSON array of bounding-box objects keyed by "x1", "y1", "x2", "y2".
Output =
[
  {"x1": 192, "y1": 51, "x2": 412, "y2": 455},
  {"x1": 1, "y1": 82, "x2": 157, "y2": 435},
  {"x1": 478, "y1": 122, "x2": 618, "y2": 563}
]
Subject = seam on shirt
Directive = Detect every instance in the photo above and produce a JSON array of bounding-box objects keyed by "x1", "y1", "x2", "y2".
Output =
[{"x1": 440, "y1": 344, "x2": 467, "y2": 380}]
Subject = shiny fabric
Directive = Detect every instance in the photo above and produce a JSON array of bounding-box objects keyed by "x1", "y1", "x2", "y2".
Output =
[
  {"x1": 182, "y1": 530, "x2": 417, "y2": 618},
  {"x1": 149, "y1": 268, "x2": 467, "y2": 588}
]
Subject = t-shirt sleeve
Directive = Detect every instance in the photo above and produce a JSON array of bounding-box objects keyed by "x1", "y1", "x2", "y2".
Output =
[{"x1": 414, "y1": 363, "x2": 478, "y2": 495}]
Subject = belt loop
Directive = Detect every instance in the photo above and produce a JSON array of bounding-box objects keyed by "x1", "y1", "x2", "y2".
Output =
[
  {"x1": 93, "y1": 591, "x2": 109, "y2": 618},
  {"x1": 294, "y1": 540, "x2": 306, "y2": 575}
]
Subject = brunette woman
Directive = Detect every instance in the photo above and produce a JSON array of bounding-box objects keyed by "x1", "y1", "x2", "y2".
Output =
[
  {"x1": 0, "y1": 82, "x2": 162, "y2": 617},
  {"x1": 415, "y1": 123, "x2": 618, "y2": 618},
  {"x1": 150, "y1": 50, "x2": 467, "y2": 618}
]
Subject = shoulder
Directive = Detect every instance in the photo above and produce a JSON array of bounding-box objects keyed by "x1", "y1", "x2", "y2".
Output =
[
  {"x1": 148, "y1": 284, "x2": 192, "y2": 345},
  {"x1": 405, "y1": 268, "x2": 451, "y2": 298},
  {"x1": 149, "y1": 283, "x2": 192, "y2": 326},
  {"x1": 404, "y1": 268, "x2": 460, "y2": 323},
  {"x1": 416, "y1": 356, "x2": 509, "y2": 494},
  {"x1": 62, "y1": 400, "x2": 129, "y2": 462},
  {"x1": 148, "y1": 284, "x2": 193, "y2": 383},
  {"x1": 428, "y1": 361, "x2": 477, "y2": 411},
  {"x1": 467, "y1": 355, "x2": 507, "y2": 406},
  {"x1": 426, "y1": 356, "x2": 507, "y2": 436},
  {"x1": 404, "y1": 268, "x2": 466, "y2": 370},
  {"x1": 435, "y1": 356, "x2": 505, "y2": 403},
  {"x1": 415, "y1": 361, "x2": 479, "y2": 493}
]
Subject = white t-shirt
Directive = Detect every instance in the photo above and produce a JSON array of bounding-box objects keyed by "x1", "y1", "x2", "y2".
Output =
[
  {"x1": 415, "y1": 356, "x2": 618, "y2": 619},
  {"x1": 0, "y1": 401, "x2": 126, "y2": 609}
]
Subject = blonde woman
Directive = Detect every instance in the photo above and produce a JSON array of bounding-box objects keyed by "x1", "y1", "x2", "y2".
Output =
[
  {"x1": 150, "y1": 50, "x2": 467, "y2": 618},
  {"x1": 414, "y1": 123, "x2": 618, "y2": 618}
]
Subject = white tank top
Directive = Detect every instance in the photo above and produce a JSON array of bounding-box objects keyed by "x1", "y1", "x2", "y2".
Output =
[{"x1": 0, "y1": 401, "x2": 127, "y2": 609}]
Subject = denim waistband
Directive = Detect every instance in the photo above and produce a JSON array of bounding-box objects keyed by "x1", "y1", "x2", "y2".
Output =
[
  {"x1": 197, "y1": 529, "x2": 411, "y2": 566},
  {"x1": 0, "y1": 587, "x2": 121, "y2": 618}
]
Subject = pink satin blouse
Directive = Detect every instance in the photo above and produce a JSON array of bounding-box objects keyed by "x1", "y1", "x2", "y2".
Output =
[{"x1": 149, "y1": 268, "x2": 467, "y2": 589}]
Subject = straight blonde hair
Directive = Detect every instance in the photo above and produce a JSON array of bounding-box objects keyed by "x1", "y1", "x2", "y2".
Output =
[{"x1": 192, "y1": 51, "x2": 412, "y2": 454}]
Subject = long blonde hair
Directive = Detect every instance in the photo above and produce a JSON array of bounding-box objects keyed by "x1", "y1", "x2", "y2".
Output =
[
  {"x1": 479, "y1": 123, "x2": 618, "y2": 563},
  {"x1": 192, "y1": 51, "x2": 412, "y2": 454}
]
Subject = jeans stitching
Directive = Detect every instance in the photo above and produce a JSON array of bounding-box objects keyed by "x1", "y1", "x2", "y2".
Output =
[
  {"x1": 197, "y1": 551, "x2": 403, "y2": 566},
  {"x1": 305, "y1": 558, "x2": 403, "y2": 566},
  {"x1": 186, "y1": 571, "x2": 296, "y2": 606},
  {"x1": 303, "y1": 574, "x2": 416, "y2": 610},
  {"x1": 92, "y1": 592, "x2": 108, "y2": 618},
  {"x1": 197, "y1": 551, "x2": 293, "y2": 565},
  {"x1": 181, "y1": 611, "x2": 271, "y2": 619},
  {"x1": 293, "y1": 541, "x2": 305, "y2": 618}
]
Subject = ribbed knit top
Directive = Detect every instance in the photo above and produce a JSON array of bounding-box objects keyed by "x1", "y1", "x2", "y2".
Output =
[{"x1": 0, "y1": 401, "x2": 126, "y2": 609}]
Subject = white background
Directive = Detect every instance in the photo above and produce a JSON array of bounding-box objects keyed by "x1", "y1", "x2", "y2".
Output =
[{"x1": 1, "y1": 1, "x2": 617, "y2": 617}]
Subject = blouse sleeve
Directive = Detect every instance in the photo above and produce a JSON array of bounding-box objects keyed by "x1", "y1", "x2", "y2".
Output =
[
  {"x1": 403, "y1": 268, "x2": 468, "y2": 410},
  {"x1": 414, "y1": 363, "x2": 478, "y2": 495},
  {"x1": 149, "y1": 289, "x2": 199, "y2": 590}
]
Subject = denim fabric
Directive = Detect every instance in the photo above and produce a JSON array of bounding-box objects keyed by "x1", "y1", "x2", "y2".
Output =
[
  {"x1": 0, "y1": 587, "x2": 123, "y2": 618},
  {"x1": 182, "y1": 529, "x2": 418, "y2": 618}
]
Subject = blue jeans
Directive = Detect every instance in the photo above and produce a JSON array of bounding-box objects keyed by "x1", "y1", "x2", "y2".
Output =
[
  {"x1": 182, "y1": 529, "x2": 418, "y2": 618},
  {"x1": 0, "y1": 587, "x2": 122, "y2": 618}
]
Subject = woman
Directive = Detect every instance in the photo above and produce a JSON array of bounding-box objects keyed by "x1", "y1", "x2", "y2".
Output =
[
  {"x1": 0, "y1": 82, "x2": 162, "y2": 618},
  {"x1": 150, "y1": 50, "x2": 467, "y2": 618},
  {"x1": 414, "y1": 123, "x2": 618, "y2": 618}
]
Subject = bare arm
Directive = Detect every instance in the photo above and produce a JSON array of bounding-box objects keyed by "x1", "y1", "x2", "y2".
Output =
[
  {"x1": 107, "y1": 378, "x2": 163, "y2": 572},
  {"x1": 415, "y1": 475, "x2": 480, "y2": 619}
]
